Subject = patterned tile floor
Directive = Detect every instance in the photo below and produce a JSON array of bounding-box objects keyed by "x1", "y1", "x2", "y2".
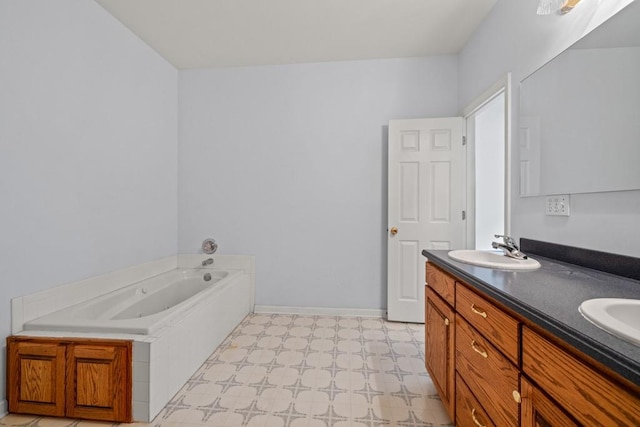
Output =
[{"x1": 0, "y1": 314, "x2": 453, "y2": 427}]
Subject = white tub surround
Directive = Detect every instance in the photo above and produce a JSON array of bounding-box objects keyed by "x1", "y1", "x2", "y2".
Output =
[
  {"x1": 11, "y1": 255, "x2": 255, "y2": 422},
  {"x1": 11, "y1": 256, "x2": 177, "y2": 334},
  {"x1": 25, "y1": 269, "x2": 238, "y2": 335},
  {"x1": 178, "y1": 254, "x2": 256, "y2": 309}
]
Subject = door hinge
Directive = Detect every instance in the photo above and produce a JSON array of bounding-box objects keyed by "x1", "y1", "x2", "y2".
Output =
[
  {"x1": 462, "y1": 136, "x2": 467, "y2": 146},
  {"x1": 462, "y1": 210, "x2": 466, "y2": 220}
]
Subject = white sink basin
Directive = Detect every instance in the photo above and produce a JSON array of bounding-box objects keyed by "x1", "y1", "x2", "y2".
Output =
[
  {"x1": 447, "y1": 250, "x2": 541, "y2": 270},
  {"x1": 579, "y1": 298, "x2": 640, "y2": 345}
]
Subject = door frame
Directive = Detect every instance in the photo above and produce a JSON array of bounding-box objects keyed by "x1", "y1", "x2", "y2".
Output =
[{"x1": 462, "y1": 73, "x2": 512, "y2": 247}]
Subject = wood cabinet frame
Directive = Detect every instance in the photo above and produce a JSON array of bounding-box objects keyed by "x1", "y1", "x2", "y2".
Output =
[{"x1": 7, "y1": 337, "x2": 132, "y2": 423}]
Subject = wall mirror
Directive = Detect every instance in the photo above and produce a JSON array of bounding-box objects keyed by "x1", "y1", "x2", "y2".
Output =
[{"x1": 519, "y1": 1, "x2": 640, "y2": 196}]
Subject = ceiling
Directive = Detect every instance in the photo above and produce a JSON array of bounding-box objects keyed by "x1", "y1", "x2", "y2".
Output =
[{"x1": 94, "y1": 0, "x2": 497, "y2": 69}]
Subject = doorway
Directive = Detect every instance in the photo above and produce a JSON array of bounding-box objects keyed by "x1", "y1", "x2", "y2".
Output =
[{"x1": 463, "y1": 75, "x2": 511, "y2": 250}]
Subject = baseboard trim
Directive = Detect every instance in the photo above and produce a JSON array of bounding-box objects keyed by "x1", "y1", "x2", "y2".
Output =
[{"x1": 254, "y1": 305, "x2": 384, "y2": 318}]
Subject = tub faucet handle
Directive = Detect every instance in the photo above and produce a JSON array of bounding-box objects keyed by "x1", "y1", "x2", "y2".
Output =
[
  {"x1": 202, "y1": 258, "x2": 214, "y2": 267},
  {"x1": 202, "y1": 238, "x2": 218, "y2": 254}
]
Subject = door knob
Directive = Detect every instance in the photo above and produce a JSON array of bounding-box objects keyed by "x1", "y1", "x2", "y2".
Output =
[{"x1": 390, "y1": 227, "x2": 398, "y2": 236}]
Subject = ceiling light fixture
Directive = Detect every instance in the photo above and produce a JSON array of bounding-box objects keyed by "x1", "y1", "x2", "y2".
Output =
[
  {"x1": 560, "y1": 0, "x2": 582, "y2": 14},
  {"x1": 537, "y1": 0, "x2": 582, "y2": 15},
  {"x1": 537, "y1": 0, "x2": 564, "y2": 15}
]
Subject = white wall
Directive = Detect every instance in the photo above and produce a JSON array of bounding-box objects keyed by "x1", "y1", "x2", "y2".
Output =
[
  {"x1": 0, "y1": 0, "x2": 178, "y2": 410},
  {"x1": 459, "y1": 0, "x2": 640, "y2": 257},
  {"x1": 179, "y1": 57, "x2": 458, "y2": 310}
]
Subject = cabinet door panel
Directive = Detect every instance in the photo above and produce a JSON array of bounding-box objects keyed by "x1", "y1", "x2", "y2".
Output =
[
  {"x1": 521, "y1": 377, "x2": 578, "y2": 427},
  {"x1": 66, "y1": 343, "x2": 132, "y2": 422},
  {"x1": 425, "y1": 287, "x2": 455, "y2": 420},
  {"x1": 76, "y1": 357, "x2": 114, "y2": 408},
  {"x1": 523, "y1": 327, "x2": 640, "y2": 426},
  {"x1": 7, "y1": 339, "x2": 66, "y2": 417}
]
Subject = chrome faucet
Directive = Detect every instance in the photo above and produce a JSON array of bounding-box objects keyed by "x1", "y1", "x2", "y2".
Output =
[
  {"x1": 492, "y1": 235, "x2": 528, "y2": 260},
  {"x1": 202, "y1": 258, "x2": 214, "y2": 267}
]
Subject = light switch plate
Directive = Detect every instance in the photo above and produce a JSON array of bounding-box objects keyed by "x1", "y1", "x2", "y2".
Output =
[{"x1": 545, "y1": 195, "x2": 571, "y2": 216}]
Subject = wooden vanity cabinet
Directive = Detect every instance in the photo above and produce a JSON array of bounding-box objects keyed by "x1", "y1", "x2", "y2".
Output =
[
  {"x1": 425, "y1": 263, "x2": 456, "y2": 421},
  {"x1": 426, "y1": 262, "x2": 523, "y2": 425},
  {"x1": 424, "y1": 260, "x2": 640, "y2": 427},
  {"x1": 7, "y1": 337, "x2": 132, "y2": 423}
]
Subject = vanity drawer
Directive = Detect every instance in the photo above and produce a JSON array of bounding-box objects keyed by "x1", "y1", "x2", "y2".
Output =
[
  {"x1": 456, "y1": 373, "x2": 496, "y2": 427},
  {"x1": 456, "y1": 316, "x2": 519, "y2": 426},
  {"x1": 426, "y1": 262, "x2": 455, "y2": 306},
  {"x1": 522, "y1": 327, "x2": 640, "y2": 426},
  {"x1": 456, "y1": 283, "x2": 519, "y2": 363}
]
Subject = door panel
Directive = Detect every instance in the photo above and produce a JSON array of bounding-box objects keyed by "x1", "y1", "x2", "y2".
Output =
[
  {"x1": 387, "y1": 117, "x2": 464, "y2": 322},
  {"x1": 400, "y1": 162, "x2": 419, "y2": 221},
  {"x1": 399, "y1": 240, "x2": 419, "y2": 300},
  {"x1": 66, "y1": 343, "x2": 132, "y2": 422},
  {"x1": 7, "y1": 339, "x2": 66, "y2": 417}
]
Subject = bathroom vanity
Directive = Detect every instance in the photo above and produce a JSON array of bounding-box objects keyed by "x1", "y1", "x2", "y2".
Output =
[{"x1": 423, "y1": 240, "x2": 640, "y2": 426}]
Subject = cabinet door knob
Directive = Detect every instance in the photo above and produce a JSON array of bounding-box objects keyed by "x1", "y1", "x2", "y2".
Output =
[
  {"x1": 444, "y1": 318, "x2": 450, "y2": 326},
  {"x1": 512, "y1": 390, "x2": 522, "y2": 403},
  {"x1": 390, "y1": 227, "x2": 398, "y2": 236},
  {"x1": 471, "y1": 340, "x2": 488, "y2": 358},
  {"x1": 470, "y1": 304, "x2": 488, "y2": 318},
  {"x1": 471, "y1": 408, "x2": 487, "y2": 427}
]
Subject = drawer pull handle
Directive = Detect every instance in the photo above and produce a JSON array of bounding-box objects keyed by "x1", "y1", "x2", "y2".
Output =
[
  {"x1": 470, "y1": 304, "x2": 488, "y2": 318},
  {"x1": 471, "y1": 408, "x2": 487, "y2": 427},
  {"x1": 471, "y1": 340, "x2": 488, "y2": 358}
]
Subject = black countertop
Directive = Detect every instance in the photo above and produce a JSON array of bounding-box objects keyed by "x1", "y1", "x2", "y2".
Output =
[{"x1": 422, "y1": 248, "x2": 640, "y2": 387}]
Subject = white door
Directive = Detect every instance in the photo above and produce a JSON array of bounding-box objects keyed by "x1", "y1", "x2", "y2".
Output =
[{"x1": 387, "y1": 118, "x2": 465, "y2": 323}]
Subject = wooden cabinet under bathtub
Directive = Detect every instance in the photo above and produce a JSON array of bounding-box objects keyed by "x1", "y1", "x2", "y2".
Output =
[
  {"x1": 6, "y1": 336, "x2": 132, "y2": 423},
  {"x1": 424, "y1": 261, "x2": 640, "y2": 426}
]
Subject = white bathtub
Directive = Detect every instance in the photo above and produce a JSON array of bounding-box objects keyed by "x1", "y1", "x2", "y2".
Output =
[
  {"x1": 24, "y1": 268, "x2": 241, "y2": 335},
  {"x1": 13, "y1": 255, "x2": 254, "y2": 422}
]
